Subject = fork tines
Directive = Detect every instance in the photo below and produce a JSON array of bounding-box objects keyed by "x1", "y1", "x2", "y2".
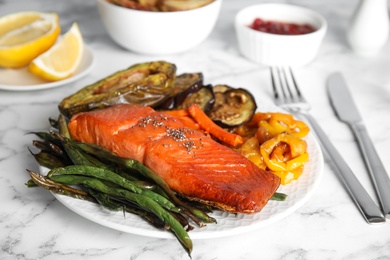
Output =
[{"x1": 270, "y1": 66, "x2": 305, "y2": 106}]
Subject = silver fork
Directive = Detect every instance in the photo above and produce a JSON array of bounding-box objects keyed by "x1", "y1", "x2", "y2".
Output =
[{"x1": 270, "y1": 66, "x2": 385, "y2": 224}]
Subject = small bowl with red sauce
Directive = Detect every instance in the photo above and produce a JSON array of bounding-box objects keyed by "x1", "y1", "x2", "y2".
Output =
[{"x1": 235, "y1": 3, "x2": 327, "y2": 66}]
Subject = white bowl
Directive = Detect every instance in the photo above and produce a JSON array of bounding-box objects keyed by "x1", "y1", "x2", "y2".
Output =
[
  {"x1": 96, "y1": 0, "x2": 222, "y2": 55},
  {"x1": 235, "y1": 3, "x2": 327, "y2": 66}
]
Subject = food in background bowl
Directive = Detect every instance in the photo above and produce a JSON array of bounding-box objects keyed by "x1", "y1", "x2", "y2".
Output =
[
  {"x1": 108, "y1": 0, "x2": 215, "y2": 12},
  {"x1": 96, "y1": 0, "x2": 222, "y2": 55},
  {"x1": 249, "y1": 18, "x2": 316, "y2": 35}
]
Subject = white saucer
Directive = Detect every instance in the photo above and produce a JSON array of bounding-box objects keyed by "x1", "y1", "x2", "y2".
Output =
[{"x1": 0, "y1": 45, "x2": 94, "y2": 91}]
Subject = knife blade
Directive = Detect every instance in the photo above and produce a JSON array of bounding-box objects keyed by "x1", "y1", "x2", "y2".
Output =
[{"x1": 327, "y1": 72, "x2": 390, "y2": 218}]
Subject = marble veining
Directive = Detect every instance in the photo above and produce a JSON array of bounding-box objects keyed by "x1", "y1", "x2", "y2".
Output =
[{"x1": 1, "y1": 0, "x2": 390, "y2": 259}]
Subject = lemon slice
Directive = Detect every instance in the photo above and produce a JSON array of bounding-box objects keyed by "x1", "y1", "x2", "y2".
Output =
[
  {"x1": 0, "y1": 11, "x2": 60, "y2": 68},
  {"x1": 29, "y1": 22, "x2": 84, "y2": 81}
]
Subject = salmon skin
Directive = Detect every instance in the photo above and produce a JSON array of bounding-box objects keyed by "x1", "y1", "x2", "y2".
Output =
[{"x1": 68, "y1": 104, "x2": 280, "y2": 213}]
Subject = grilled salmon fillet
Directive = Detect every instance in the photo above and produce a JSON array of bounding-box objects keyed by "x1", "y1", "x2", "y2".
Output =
[{"x1": 68, "y1": 104, "x2": 280, "y2": 213}]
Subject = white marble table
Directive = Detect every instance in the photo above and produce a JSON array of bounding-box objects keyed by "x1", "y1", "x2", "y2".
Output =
[{"x1": 1, "y1": 0, "x2": 390, "y2": 259}]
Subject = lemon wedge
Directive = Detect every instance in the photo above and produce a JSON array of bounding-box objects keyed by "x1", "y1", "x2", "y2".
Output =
[
  {"x1": 0, "y1": 11, "x2": 60, "y2": 68},
  {"x1": 29, "y1": 22, "x2": 84, "y2": 81}
]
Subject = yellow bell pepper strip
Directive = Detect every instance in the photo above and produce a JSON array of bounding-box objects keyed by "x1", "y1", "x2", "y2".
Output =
[
  {"x1": 272, "y1": 165, "x2": 306, "y2": 185},
  {"x1": 246, "y1": 112, "x2": 272, "y2": 127},
  {"x1": 260, "y1": 133, "x2": 309, "y2": 184},
  {"x1": 270, "y1": 142, "x2": 291, "y2": 162},
  {"x1": 234, "y1": 125, "x2": 258, "y2": 139},
  {"x1": 252, "y1": 112, "x2": 310, "y2": 140},
  {"x1": 234, "y1": 112, "x2": 310, "y2": 185},
  {"x1": 256, "y1": 120, "x2": 282, "y2": 144},
  {"x1": 236, "y1": 136, "x2": 267, "y2": 170}
]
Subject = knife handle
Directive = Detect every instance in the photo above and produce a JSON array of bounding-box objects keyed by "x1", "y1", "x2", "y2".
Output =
[
  {"x1": 302, "y1": 113, "x2": 385, "y2": 224},
  {"x1": 351, "y1": 123, "x2": 390, "y2": 218}
]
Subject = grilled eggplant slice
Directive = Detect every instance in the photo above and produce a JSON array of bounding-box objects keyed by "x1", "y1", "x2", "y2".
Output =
[
  {"x1": 208, "y1": 85, "x2": 257, "y2": 127},
  {"x1": 177, "y1": 84, "x2": 215, "y2": 112},
  {"x1": 157, "y1": 73, "x2": 204, "y2": 110},
  {"x1": 58, "y1": 61, "x2": 176, "y2": 117},
  {"x1": 212, "y1": 84, "x2": 233, "y2": 93}
]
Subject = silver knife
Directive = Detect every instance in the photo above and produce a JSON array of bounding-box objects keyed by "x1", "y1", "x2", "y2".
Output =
[{"x1": 327, "y1": 72, "x2": 390, "y2": 218}]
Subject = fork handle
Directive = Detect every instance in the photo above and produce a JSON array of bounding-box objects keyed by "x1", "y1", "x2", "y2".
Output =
[{"x1": 303, "y1": 113, "x2": 385, "y2": 224}]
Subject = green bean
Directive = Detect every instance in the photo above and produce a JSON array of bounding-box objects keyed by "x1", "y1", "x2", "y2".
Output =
[
  {"x1": 48, "y1": 165, "x2": 180, "y2": 213},
  {"x1": 54, "y1": 134, "x2": 141, "y2": 183},
  {"x1": 52, "y1": 132, "x2": 160, "y2": 191},
  {"x1": 28, "y1": 148, "x2": 66, "y2": 169},
  {"x1": 31, "y1": 131, "x2": 63, "y2": 147},
  {"x1": 29, "y1": 167, "x2": 168, "y2": 230},
  {"x1": 88, "y1": 188, "x2": 126, "y2": 211},
  {"x1": 49, "y1": 117, "x2": 59, "y2": 129},
  {"x1": 30, "y1": 132, "x2": 73, "y2": 166},
  {"x1": 32, "y1": 140, "x2": 64, "y2": 156},
  {"x1": 130, "y1": 180, "x2": 156, "y2": 190},
  {"x1": 26, "y1": 179, "x2": 38, "y2": 187},
  {"x1": 103, "y1": 194, "x2": 167, "y2": 229},
  {"x1": 49, "y1": 174, "x2": 192, "y2": 256},
  {"x1": 74, "y1": 141, "x2": 216, "y2": 225},
  {"x1": 170, "y1": 211, "x2": 193, "y2": 232},
  {"x1": 96, "y1": 188, "x2": 190, "y2": 231},
  {"x1": 63, "y1": 138, "x2": 107, "y2": 167},
  {"x1": 57, "y1": 114, "x2": 71, "y2": 139},
  {"x1": 271, "y1": 192, "x2": 288, "y2": 201},
  {"x1": 28, "y1": 169, "x2": 168, "y2": 230},
  {"x1": 27, "y1": 170, "x2": 96, "y2": 203},
  {"x1": 51, "y1": 118, "x2": 99, "y2": 166}
]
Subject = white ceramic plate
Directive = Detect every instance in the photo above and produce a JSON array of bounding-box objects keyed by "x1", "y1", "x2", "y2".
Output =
[
  {"x1": 0, "y1": 46, "x2": 94, "y2": 91},
  {"x1": 43, "y1": 102, "x2": 324, "y2": 240}
]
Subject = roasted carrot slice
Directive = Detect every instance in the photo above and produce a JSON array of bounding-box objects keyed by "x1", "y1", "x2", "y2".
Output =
[
  {"x1": 161, "y1": 109, "x2": 190, "y2": 117},
  {"x1": 188, "y1": 104, "x2": 243, "y2": 147},
  {"x1": 160, "y1": 110, "x2": 199, "y2": 129},
  {"x1": 176, "y1": 116, "x2": 200, "y2": 130}
]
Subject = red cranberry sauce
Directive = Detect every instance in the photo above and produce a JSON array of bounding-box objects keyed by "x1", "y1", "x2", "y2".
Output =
[{"x1": 249, "y1": 18, "x2": 316, "y2": 35}]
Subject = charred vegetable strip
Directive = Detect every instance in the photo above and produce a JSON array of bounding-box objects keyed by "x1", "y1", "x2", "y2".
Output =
[
  {"x1": 58, "y1": 61, "x2": 177, "y2": 117},
  {"x1": 27, "y1": 170, "x2": 97, "y2": 203},
  {"x1": 58, "y1": 114, "x2": 71, "y2": 138},
  {"x1": 49, "y1": 174, "x2": 192, "y2": 256},
  {"x1": 32, "y1": 140, "x2": 64, "y2": 156},
  {"x1": 31, "y1": 131, "x2": 63, "y2": 147},
  {"x1": 28, "y1": 148, "x2": 67, "y2": 169}
]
